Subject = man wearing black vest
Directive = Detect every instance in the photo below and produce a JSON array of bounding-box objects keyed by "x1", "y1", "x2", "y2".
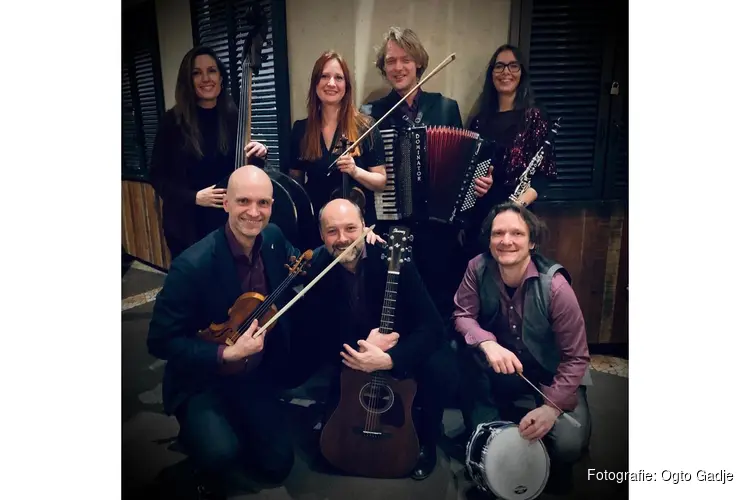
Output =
[
  {"x1": 453, "y1": 202, "x2": 592, "y2": 495},
  {"x1": 360, "y1": 26, "x2": 494, "y2": 333}
]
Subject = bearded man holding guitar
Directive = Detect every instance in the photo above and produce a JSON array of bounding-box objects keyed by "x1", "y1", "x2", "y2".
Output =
[{"x1": 295, "y1": 198, "x2": 459, "y2": 480}]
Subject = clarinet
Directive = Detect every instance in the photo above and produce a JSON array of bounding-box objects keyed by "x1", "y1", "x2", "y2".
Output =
[{"x1": 509, "y1": 117, "x2": 561, "y2": 205}]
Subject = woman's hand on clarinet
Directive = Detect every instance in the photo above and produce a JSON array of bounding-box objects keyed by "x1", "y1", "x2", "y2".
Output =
[
  {"x1": 222, "y1": 319, "x2": 266, "y2": 362},
  {"x1": 196, "y1": 185, "x2": 226, "y2": 208},
  {"x1": 336, "y1": 153, "x2": 357, "y2": 177},
  {"x1": 474, "y1": 165, "x2": 494, "y2": 198},
  {"x1": 244, "y1": 141, "x2": 267, "y2": 159}
]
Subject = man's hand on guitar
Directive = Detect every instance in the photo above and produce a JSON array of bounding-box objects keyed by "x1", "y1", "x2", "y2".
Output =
[
  {"x1": 364, "y1": 328, "x2": 399, "y2": 352},
  {"x1": 222, "y1": 319, "x2": 266, "y2": 362},
  {"x1": 341, "y1": 340, "x2": 393, "y2": 373}
]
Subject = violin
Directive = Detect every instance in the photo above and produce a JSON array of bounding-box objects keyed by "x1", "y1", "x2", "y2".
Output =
[
  {"x1": 331, "y1": 135, "x2": 366, "y2": 214},
  {"x1": 197, "y1": 250, "x2": 313, "y2": 373}
]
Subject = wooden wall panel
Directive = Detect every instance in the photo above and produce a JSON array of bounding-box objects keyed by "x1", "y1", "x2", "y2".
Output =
[
  {"x1": 122, "y1": 180, "x2": 171, "y2": 270},
  {"x1": 534, "y1": 201, "x2": 627, "y2": 345},
  {"x1": 610, "y1": 215, "x2": 628, "y2": 344}
]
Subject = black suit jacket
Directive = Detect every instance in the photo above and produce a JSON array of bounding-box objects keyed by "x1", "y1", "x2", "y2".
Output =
[
  {"x1": 147, "y1": 223, "x2": 300, "y2": 415},
  {"x1": 361, "y1": 89, "x2": 463, "y2": 130},
  {"x1": 299, "y1": 242, "x2": 444, "y2": 378}
]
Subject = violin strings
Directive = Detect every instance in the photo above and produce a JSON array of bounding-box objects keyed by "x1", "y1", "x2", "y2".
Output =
[
  {"x1": 232, "y1": 263, "x2": 304, "y2": 341},
  {"x1": 235, "y1": 268, "x2": 299, "y2": 334}
]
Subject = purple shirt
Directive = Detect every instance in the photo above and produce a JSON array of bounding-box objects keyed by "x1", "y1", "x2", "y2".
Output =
[
  {"x1": 453, "y1": 256, "x2": 590, "y2": 410},
  {"x1": 217, "y1": 223, "x2": 267, "y2": 368}
]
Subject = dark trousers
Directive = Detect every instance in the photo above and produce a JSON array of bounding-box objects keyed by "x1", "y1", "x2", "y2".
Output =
[
  {"x1": 324, "y1": 341, "x2": 460, "y2": 449},
  {"x1": 460, "y1": 347, "x2": 591, "y2": 470},
  {"x1": 175, "y1": 374, "x2": 294, "y2": 493}
]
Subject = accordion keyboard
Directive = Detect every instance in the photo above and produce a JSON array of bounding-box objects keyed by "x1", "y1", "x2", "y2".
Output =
[{"x1": 374, "y1": 128, "x2": 402, "y2": 221}]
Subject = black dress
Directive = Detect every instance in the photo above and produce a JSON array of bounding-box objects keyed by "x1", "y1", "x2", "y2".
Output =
[
  {"x1": 289, "y1": 118, "x2": 385, "y2": 226},
  {"x1": 150, "y1": 106, "x2": 236, "y2": 258}
]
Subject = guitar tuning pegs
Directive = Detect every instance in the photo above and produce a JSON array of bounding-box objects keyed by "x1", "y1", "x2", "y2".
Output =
[
  {"x1": 405, "y1": 257, "x2": 411, "y2": 262},
  {"x1": 408, "y1": 235, "x2": 414, "y2": 241},
  {"x1": 381, "y1": 254, "x2": 386, "y2": 260}
]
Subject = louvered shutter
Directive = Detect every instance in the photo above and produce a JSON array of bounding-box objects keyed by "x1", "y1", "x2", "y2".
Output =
[
  {"x1": 122, "y1": 0, "x2": 165, "y2": 181},
  {"x1": 527, "y1": 0, "x2": 610, "y2": 201},
  {"x1": 190, "y1": 0, "x2": 291, "y2": 171}
]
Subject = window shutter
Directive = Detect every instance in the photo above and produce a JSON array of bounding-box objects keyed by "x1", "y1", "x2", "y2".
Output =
[
  {"x1": 190, "y1": 0, "x2": 291, "y2": 171},
  {"x1": 527, "y1": 0, "x2": 610, "y2": 201},
  {"x1": 122, "y1": 0, "x2": 164, "y2": 181}
]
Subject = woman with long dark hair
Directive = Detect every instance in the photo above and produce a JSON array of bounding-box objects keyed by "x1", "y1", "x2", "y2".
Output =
[
  {"x1": 150, "y1": 46, "x2": 268, "y2": 259},
  {"x1": 289, "y1": 51, "x2": 386, "y2": 227},
  {"x1": 461, "y1": 44, "x2": 558, "y2": 255}
]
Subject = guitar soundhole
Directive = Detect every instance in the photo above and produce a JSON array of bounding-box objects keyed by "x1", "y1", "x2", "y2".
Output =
[{"x1": 358, "y1": 382, "x2": 395, "y2": 414}]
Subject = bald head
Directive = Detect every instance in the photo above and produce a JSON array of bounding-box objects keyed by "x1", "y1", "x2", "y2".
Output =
[
  {"x1": 227, "y1": 165, "x2": 273, "y2": 198},
  {"x1": 320, "y1": 198, "x2": 365, "y2": 269},
  {"x1": 319, "y1": 198, "x2": 363, "y2": 229},
  {"x1": 223, "y1": 165, "x2": 274, "y2": 244}
]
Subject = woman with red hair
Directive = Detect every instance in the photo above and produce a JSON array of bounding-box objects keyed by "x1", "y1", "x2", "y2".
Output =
[{"x1": 289, "y1": 51, "x2": 386, "y2": 227}]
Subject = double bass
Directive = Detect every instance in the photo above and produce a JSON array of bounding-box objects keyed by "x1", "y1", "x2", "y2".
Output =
[
  {"x1": 319, "y1": 226, "x2": 420, "y2": 478},
  {"x1": 217, "y1": 3, "x2": 316, "y2": 250}
]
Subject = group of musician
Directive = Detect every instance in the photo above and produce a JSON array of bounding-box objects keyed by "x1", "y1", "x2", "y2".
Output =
[{"x1": 147, "y1": 26, "x2": 592, "y2": 499}]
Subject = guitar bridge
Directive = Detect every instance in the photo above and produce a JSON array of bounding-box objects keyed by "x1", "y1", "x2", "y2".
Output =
[{"x1": 353, "y1": 427, "x2": 391, "y2": 439}]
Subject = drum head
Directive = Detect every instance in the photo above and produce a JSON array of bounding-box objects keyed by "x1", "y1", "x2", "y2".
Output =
[{"x1": 483, "y1": 425, "x2": 549, "y2": 500}]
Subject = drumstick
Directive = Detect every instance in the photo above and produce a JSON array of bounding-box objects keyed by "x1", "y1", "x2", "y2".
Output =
[
  {"x1": 517, "y1": 372, "x2": 582, "y2": 428},
  {"x1": 251, "y1": 225, "x2": 375, "y2": 338},
  {"x1": 327, "y1": 52, "x2": 457, "y2": 175}
]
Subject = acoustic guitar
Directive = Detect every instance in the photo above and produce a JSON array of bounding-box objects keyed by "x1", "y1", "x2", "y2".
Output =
[{"x1": 319, "y1": 226, "x2": 420, "y2": 478}]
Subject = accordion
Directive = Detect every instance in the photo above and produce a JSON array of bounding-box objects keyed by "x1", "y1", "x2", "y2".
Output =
[{"x1": 374, "y1": 126, "x2": 494, "y2": 224}]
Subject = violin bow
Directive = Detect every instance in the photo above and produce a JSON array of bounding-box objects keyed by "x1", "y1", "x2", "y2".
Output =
[
  {"x1": 326, "y1": 52, "x2": 457, "y2": 176},
  {"x1": 251, "y1": 224, "x2": 376, "y2": 338}
]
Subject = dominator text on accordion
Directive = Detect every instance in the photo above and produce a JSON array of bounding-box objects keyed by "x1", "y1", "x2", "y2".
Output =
[{"x1": 374, "y1": 126, "x2": 494, "y2": 224}]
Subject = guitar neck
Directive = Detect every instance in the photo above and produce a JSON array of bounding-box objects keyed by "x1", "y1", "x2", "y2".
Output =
[{"x1": 378, "y1": 271, "x2": 400, "y2": 334}]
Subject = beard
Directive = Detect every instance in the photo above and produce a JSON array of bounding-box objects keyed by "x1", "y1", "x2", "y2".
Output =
[{"x1": 329, "y1": 240, "x2": 364, "y2": 263}]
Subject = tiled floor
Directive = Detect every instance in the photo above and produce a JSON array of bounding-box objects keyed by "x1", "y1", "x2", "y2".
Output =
[{"x1": 590, "y1": 355, "x2": 628, "y2": 378}]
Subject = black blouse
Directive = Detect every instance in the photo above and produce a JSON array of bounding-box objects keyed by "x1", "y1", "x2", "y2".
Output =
[
  {"x1": 150, "y1": 106, "x2": 237, "y2": 255},
  {"x1": 290, "y1": 118, "x2": 385, "y2": 225}
]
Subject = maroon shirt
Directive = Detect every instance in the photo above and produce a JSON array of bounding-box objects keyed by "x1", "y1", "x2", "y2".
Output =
[
  {"x1": 400, "y1": 87, "x2": 422, "y2": 123},
  {"x1": 216, "y1": 223, "x2": 268, "y2": 368},
  {"x1": 453, "y1": 256, "x2": 590, "y2": 410}
]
